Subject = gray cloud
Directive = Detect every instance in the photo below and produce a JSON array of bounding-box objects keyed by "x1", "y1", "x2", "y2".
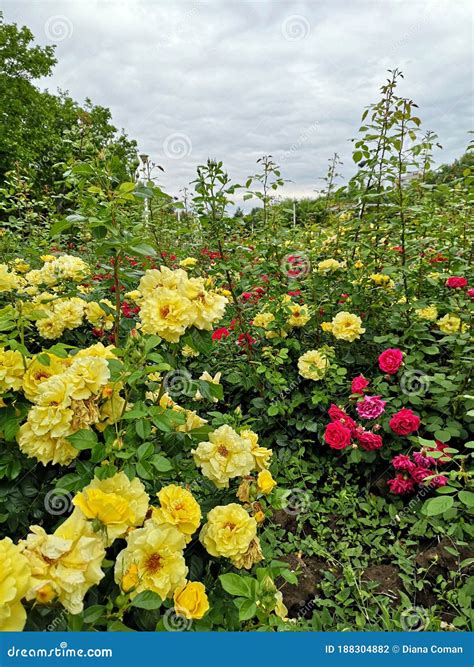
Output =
[{"x1": 3, "y1": 0, "x2": 473, "y2": 205}]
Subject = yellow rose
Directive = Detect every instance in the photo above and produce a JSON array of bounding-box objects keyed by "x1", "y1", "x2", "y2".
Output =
[
  {"x1": 415, "y1": 305, "x2": 438, "y2": 321},
  {"x1": 253, "y1": 312, "x2": 275, "y2": 329},
  {"x1": 152, "y1": 484, "x2": 201, "y2": 540},
  {"x1": 200, "y1": 503, "x2": 257, "y2": 559},
  {"x1": 437, "y1": 313, "x2": 462, "y2": 334},
  {"x1": 115, "y1": 522, "x2": 187, "y2": 600},
  {"x1": 330, "y1": 311, "x2": 365, "y2": 342},
  {"x1": 179, "y1": 257, "x2": 198, "y2": 268},
  {"x1": 17, "y1": 423, "x2": 78, "y2": 466},
  {"x1": 240, "y1": 428, "x2": 273, "y2": 471},
  {"x1": 139, "y1": 289, "x2": 196, "y2": 342},
  {"x1": 174, "y1": 581, "x2": 210, "y2": 619},
  {"x1": 22, "y1": 353, "x2": 71, "y2": 402},
  {"x1": 287, "y1": 303, "x2": 310, "y2": 327},
  {"x1": 0, "y1": 348, "x2": 25, "y2": 393},
  {"x1": 182, "y1": 344, "x2": 199, "y2": 358},
  {"x1": 370, "y1": 273, "x2": 394, "y2": 288},
  {"x1": 354, "y1": 260, "x2": 364, "y2": 269},
  {"x1": 0, "y1": 264, "x2": 20, "y2": 292},
  {"x1": 257, "y1": 470, "x2": 277, "y2": 495},
  {"x1": 321, "y1": 321, "x2": 333, "y2": 333},
  {"x1": 21, "y1": 513, "x2": 105, "y2": 614},
  {"x1": 298, "y1": 349, "x2": 328, "y2": 380},
  {"x1": 0, "y1": 537, "x2": 31, "y2": 631},
  {"x1": 72, "y1": 472, "x2": 149, "y2": 545},
  {"x1": 317, "y1": 258, "x2": 343, "y2": 273},
  {"x1": 192, "y1": 424, "x2": 255, "y2": 488}
]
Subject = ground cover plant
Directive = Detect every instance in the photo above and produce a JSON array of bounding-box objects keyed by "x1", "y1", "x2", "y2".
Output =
[{"x1": 0, "y1": 16, "x2": 473, "y2": 633}]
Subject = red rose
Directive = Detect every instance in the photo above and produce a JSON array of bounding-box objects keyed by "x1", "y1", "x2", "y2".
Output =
[
  {"x1": 355, "y1": 430, "x2": 383, "y2": 451},
  {"x1": 212, "y1": 327, "x2": 230, "y2": 341},
  {"x1": 411, "y1": 466, "x2": 431, "y2": 484},
  {"x1": 324, "y1": 421, "x2": 352, "y2": 450},
  {"x1": 392, "y1": 454, "x2": 415, "y2": 472},
  {"x1": 378, "y1": 348, "x2": 404, "y2": 374},
  {"x1": 351, "y1": 374, "x2": 369, "y2": 395},
  {"x1": 446, "y1": 276, "x2": 468, "y2": 288},
  {"x1": 327, "y1": 404, "x2": 357, "y2": 432},
  {"x1": 389, "y1": 408, "x2": 421, "y2": 435}
]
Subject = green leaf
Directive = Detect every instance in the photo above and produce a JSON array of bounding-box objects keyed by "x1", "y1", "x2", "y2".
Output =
[
  {"x1": 459, "y1": 491, "x2": 474, "y2": 508},
  {"x1": 219, "y1": 573, "x2": 253, "y2": 598},
  {"x1": 237, "y1": 598, "x2": 257, "y2": 621},
  {"x1": 83, "y1": 605, "x2": 106, "y2": 624},
  {"x1": 131, "y1": 591, "x2": 162, "y2": 609},
  {"x1": 423, "y1": 495, "x2": 454, "y2": 516},
  {"x1": 151, "y1": 454, "x2": 173, "y2": 472},
  {"x1": 67, "y1": 429, "x2": 98, "y2": 451}
]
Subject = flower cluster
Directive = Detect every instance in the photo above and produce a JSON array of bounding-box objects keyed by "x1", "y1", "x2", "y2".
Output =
[
  {"x1": 135, "y1": 266, "x2": 228, "y2": 342},
  {"x1": 388, "y1": 442, "x2": 450, "y2": 494},
  {"x1": 16, "y1": 344, "x2": 124, "y2": 465}
]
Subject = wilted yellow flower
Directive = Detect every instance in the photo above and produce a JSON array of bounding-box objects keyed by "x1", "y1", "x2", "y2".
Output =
[
  {"x1": 192, "y1": 424, "x2": 255, "y2": 488},
  {"x1": 415, "y1": 305, "x2": 438, "y2": 321},
  {"x1": 174, "y1": 581, "x2": 210, "y2": 619},
  {"x1": 179, "y1": 257, "x2": 198, "y2": 268},
  {"x1": 72, "y1": 472, "x2": 149, "y2": 545},
  {"x1": 200, "y1": 503, "x2": 257, "y2": 559},
  {"x1": 330, "y1": 311, "x2": 365, "y2": 342},
  {"x1": 287, "y1": 303, "x2": 310, "y2": 327},
  {"x1": 0, "y1": 537, "x2": 31, "y2": 631},
  {"x1": 21, "y1": 513, "x2": 105, "y2": 614},
  {"x1": 257, "y1": 470, "x2": 277, "y2": 495},
  {"x1": 152, "y1": 484, "x2": 201, "y2": 541},
  {"x1": 298, "y1": 349, "x2": 328, "y2": 380},
  {"x1": 0, "y1": 348, "x2": 25, "y2": 393},
  {"x1": 115, "y1": 522, "x2": 187, "y2": 600},
  {"x1": 437, "y1": 313, "x2": 462, "y2": 334},
  {"x1": 231, "y1": 537, "x2": 264, "y2": 569}
]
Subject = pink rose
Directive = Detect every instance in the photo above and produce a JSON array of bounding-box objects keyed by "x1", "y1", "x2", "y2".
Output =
[
  {"x1": 392, "y1": 454, "x2": 415, "y2": 472},
  {"x1": 387, "y1": 474, "x2": 415, "y2": 495},
  {"x1": 378, "y1": 348, "x2": 404, "y2": 374},
  {"x1": 356, "y1": 395, "x2": 386, "y2": 419},
  {"x1": 411, "y1": 466, "x2": 431, "y2": 484},
  {"x1": 389, "y1": 408, "x2": 421, "y2": 436}
]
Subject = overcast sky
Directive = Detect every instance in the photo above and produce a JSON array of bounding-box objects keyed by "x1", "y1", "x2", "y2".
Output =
[{"x1": 3, "y1": 0, "x2": 473, "y2": 203}]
